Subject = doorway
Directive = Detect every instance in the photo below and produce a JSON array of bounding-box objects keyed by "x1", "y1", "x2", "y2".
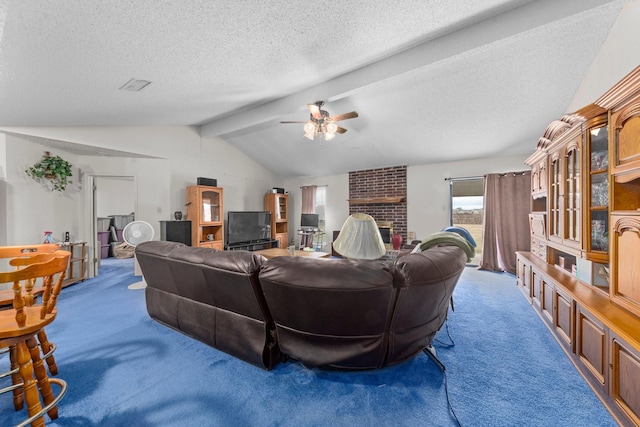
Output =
[
  {"x1": 87, "y1": 175, "x2": 136, "y2": 277},
  {"x1": 449, "y1": 177, "x2": 484, "y2": 265}
]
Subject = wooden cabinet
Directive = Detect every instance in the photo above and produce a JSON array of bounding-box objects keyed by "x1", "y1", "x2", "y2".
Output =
[
  {"x1": 186, "y1": 185, "x2": 224, "y2": 250},
  {"x1": 515, "y1": 253, "x2": 531, "y2": 300},
  {"x1": 584, "y1": 118, "x2": 610, "y2": 262},
  {"x1": 554, "y1": 286, "x2": 573, "y2": 352},
  {"x1": 540, "y1": 275, "x2": 554, "y2": 324},
  {"x1": 531, "y1": 159, "x2": 548, "y2": 199},
  {"x1": 516, "y1": 252, "x2": 640, "y2": 426},
  {"x1": 610, "y1": 212, "x2": 640, "y2": 317},
  {"x1": 519, "y1": 66, "x2": 640, "y2": 426},
  {"x1": 264, "y1": 193, "x2": 288, "y2": 248},
  {"x1": 531, "y1": 267, "x2": 543, "y2": 309},
  {"x1": 547, "y1": 134, "x2": 582, "y2": 250},
  {"x1": 610, "y1": 106, "x2": 640, "y2": 178},
  {"x1": 60, "y1": 241, "x2": 86, "y2": 287},
  {"x1": 528, "y1": 213, "x2": 547, "y2": 261},
  {"x1": 610, "y1": 332, "x2": 640, "y2": 426},
  {"x1": 607, "y1": 85, "x2": 640, "y2": 320},
  {"x1": 576, "y1": 303, "x2": 608, "y2": 392}
]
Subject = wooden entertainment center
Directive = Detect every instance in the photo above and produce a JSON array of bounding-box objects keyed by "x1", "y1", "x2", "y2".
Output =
[{"x1": 517, "y1": 65, "x2": 640, "y2": 426}]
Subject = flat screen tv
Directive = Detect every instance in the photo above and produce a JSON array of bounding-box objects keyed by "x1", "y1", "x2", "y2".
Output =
[
  {"x1": 301, "y1": 213, "x2": 319, "y2": 229},
  {"x1": 227, "y1": 211, "x2": 272, "y2": 246}
]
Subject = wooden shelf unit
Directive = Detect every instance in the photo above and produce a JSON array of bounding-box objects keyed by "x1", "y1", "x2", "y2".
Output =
[
  {"x1": 59, "y1": 241, "x2": 86, "y2": 287},
  {"x1": 186, "y1": 185, "x2": 224, "y2": 250},
  {"x1": 264, "y1": 193, "x2": 289, "y2": 249}
]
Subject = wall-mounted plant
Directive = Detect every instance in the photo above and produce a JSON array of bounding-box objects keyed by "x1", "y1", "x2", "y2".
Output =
[{"x1": 25, "y1": 151, "x2": 73, "y2": 192}]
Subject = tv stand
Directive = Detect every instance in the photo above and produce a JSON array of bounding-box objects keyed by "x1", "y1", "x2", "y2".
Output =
[{"x1": 225, "y1": 239, "x2": 279, "y2": 251}]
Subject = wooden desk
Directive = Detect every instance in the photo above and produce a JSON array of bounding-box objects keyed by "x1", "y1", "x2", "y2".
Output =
[{"x1": 255, "y1": 248, "x2": 331, "y2": 260}]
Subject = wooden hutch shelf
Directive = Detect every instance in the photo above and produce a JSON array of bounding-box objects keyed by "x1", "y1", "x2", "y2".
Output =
[{"x1": 59, "y1": 241, "x2": 86, "y2": 287}]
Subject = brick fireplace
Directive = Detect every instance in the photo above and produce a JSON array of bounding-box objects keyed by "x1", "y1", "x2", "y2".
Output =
[{"x1": 348, "y1": 165, "x2": 407, "y2": 243}]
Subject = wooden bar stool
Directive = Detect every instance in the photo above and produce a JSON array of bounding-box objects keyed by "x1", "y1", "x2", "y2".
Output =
[{"x1": 0, "y1": 250, "x2": 70, "y2": 427}]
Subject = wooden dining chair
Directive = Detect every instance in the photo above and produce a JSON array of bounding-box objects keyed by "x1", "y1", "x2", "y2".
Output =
[
  {"x1": 0, "y1": 250, "x2": 70, "y2": 427},
  {"x1": 0, "y1": 245, "x2": 63, "y2": 387},
  {"x1": 0, "y1": 244, "x2": 61, "y2": 307}
]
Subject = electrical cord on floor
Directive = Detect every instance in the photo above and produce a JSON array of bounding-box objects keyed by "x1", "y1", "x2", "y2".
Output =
[
  {"x1": 423, "y1": 346, "x2": 462, "y2": 427},
  {"x1": 433, "y1": 318, "x2": 455, "y2": 348}
]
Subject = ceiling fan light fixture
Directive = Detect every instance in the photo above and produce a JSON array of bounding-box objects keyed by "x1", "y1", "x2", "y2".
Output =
[
  {"x1": 281, "y1": 100, "x2": 358, "y2": 143},
  {"x1": 304, "y1": 122, "x2": 316, "y2": 134}
]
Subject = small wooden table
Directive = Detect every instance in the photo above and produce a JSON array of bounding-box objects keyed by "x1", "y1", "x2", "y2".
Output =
[{"x1": 255, "y1": 248, "x2": 331, "y2": 260}]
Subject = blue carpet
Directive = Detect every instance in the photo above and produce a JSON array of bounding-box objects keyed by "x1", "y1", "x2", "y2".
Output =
[{"x1": 1, "y1": 259, "x2": 616, "y2": 426}]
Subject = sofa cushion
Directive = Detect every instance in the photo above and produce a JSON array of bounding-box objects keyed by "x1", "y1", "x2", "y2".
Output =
[
  {"x1": 136, "y1": 241, "x2": 280, "y2": 370},
  {"x1": 386, "y1": 245, "x2": 467, "y2": 364},
  {"x1": 259, "y1": 256, "x2": 396, "y2": 369}
]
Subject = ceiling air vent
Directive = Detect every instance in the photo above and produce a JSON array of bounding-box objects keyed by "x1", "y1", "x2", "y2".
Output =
[{"x1": 119, "y1": 78, "x2": 151, "y2": 91}]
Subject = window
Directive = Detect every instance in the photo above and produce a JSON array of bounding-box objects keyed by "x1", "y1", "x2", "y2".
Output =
[
  {"x1": 449, "y1": 177, "x2": 484, "y2": 265},
  {"x1": 315, "y1": 186, "x2": 326, "y2": 231}
]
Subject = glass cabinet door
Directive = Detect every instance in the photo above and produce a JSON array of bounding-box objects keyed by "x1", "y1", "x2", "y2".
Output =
[
  {"x1": 277, "y1": 195, "x2": 287, "y2": 221},
  {"x1": 549, "y1": 154, "x2": 562, "y2": 242},
  {"x1": 564, "y1": 144, "x2": 581, "y2": 245},
  {"x1": 201, "y1": 189, "x2": 221, "y2": 223},
  {"x1": 587, "y1": 124, "x2": 609, "y2": 258}
]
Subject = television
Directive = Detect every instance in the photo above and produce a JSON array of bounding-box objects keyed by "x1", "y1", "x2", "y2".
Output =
[
  {"x1": 227, "y1": 211, "x2": 272, "y2": 246},
  {"x1": 301, "y1": 213, "x2": 319, "y2": 229}
]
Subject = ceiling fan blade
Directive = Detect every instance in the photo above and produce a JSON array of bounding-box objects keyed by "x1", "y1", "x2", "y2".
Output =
[
  {"x1": 308, "y1": 103, "x2": 322, "y2": 119},
  {"x1": 336, "y1": 126, "x2": 347, "y2": 134},
  {"x1": 330, "y1": 111, "x2": 359, "y2": 122},
  {"x1": 280, "y1": 121, "x2": 308, "y2": 124}
]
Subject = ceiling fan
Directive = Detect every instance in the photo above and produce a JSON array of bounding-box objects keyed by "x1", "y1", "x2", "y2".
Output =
[{"x1": 280, "y1": 101, "x2": 358, "y2": 141}]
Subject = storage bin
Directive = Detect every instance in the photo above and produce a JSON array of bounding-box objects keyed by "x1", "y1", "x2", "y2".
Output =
[
  {"x1": 97, "y1": 231, "x2": 109, "y2": 246},
  {"x1": 100, "y1": 244, "x2": 110, "y2": 259},
  {"x1": 97, "y1": 217, "x2": 111, "y2": 232},
  {"x1": 109, "y1": 214, "x2": 135, "y2": 230}
]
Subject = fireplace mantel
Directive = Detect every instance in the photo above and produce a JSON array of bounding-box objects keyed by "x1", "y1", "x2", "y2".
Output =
[{"x1": 347, "y1": 197, "x2": 405, "y2": 205}]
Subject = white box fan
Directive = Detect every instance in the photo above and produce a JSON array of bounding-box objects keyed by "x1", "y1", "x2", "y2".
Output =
[{"x1": 122, "y1": 221, "x2": 154, "y2": 290}]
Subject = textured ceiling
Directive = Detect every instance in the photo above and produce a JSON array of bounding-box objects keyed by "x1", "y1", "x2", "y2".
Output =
[{"x1": 0, "y1": 0, "x2": 633, "y2": 177}]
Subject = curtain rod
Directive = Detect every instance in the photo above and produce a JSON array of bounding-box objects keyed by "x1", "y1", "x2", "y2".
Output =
[
  {"x1": 494, "y1": 171, "x2": 528, "y2": 177},
  {"x1": 444, "y1": 176, "x2": 483, "y2": 181},
  {"x1": 444, "y1": 170, "x2": 528, "y2": 181},
  {"x1": 300, "y1": 184, "x2": 328, "y2": 188}
]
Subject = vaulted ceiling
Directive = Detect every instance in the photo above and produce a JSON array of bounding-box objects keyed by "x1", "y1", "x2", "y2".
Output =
[{"x1": 0, "y1": 0, "x2": 636, "y2": 177}]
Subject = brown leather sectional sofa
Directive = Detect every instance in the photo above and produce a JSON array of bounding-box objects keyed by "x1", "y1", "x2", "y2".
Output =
[{"x1": 135, "y1": 240, "x2": 467, "y2": 370}]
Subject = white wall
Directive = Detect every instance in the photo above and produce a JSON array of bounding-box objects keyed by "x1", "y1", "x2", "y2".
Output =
[
  {"x1": 284, "y1": 173, "x2": 350, "y2": 248},
  {"x1": 4, "y1": 134, "x2": 82, "y2": 244},
  {"x1": 0, "y1": 133, "x2": 7, "y2": 247},
  {"x1": 567, "y1": 1, "x2": 640, "y2": 112},
  {"x1": 0, "y1": 126, "x2": 283, "y2": 278},
  {"x1": 407, "y1": 154, "x2": 529, "y2": 239},
  {"x1": 284, "y1": 154, "x2": 529, "y2": 247},
  {"x1": 95, "y1": 176, "x2": 135, "y2": 218}
]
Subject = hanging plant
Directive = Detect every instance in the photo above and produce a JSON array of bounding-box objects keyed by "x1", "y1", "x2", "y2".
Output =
[{"x1": 25, "y1": 151, "x2": 73, "y2": 192}]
